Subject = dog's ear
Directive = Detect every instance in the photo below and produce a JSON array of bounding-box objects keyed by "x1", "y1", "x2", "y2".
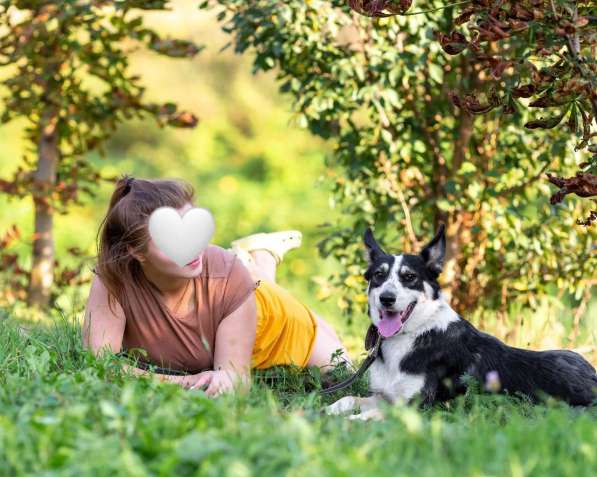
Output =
[
  {"x1": 363, "y1": 227, "x2": 384, "y2": 264},
  {"x1": 420, "y1": 224, "x2": 446, "y2": 277}
]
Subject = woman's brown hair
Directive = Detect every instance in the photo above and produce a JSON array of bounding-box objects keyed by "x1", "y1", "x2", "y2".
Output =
[{"x1": 95, "y1": 174, "x2": 196, "y2": 319}]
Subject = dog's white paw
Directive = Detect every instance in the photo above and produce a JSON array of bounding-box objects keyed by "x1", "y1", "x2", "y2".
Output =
[
  {"x1": 325, "y1": 396, "x2": 360, "y2": 416},
  {"x1": 347, "y1": 408, "x2": 384, "y2": 421}
]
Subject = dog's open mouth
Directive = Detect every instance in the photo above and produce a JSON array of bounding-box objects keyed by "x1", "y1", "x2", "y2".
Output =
[{"x1": 377, "y1": 301, "x2": 416, "y2": 338}]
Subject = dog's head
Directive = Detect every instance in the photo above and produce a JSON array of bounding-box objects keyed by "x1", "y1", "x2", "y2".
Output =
[{"x1": 364, "y1": 225, "x2": 446, "y2": 338}]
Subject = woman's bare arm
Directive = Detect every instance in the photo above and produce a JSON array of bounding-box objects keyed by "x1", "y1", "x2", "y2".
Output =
[
  {"x1": 192, "y1": 292, "x2": 257, "y2": 395},
  {"x1": 83, "y1": 274, "x2": 191, "y2": 386},
  {"x1": 82, "y1": 274, "x2": 126, "y2": 355},
  {"x1": 214, "y1": 291, "x2": 257, "y2": 374}
]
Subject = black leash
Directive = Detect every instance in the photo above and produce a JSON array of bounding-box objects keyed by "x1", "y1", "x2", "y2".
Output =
[
  {"x1": 116, "y1": 351, "x2": 205, "y2": 376},
  {"x1": 319, "y1": 331, "x2": 382, "y2": 395}
]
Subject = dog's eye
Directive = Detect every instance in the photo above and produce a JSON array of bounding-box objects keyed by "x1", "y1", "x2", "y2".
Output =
[
  {"x1": 402, "y1": 273, "x2": 416, "y2": 282},
  {"x1": 374, "y1": 270, "x2": 386, "y2": 279}
]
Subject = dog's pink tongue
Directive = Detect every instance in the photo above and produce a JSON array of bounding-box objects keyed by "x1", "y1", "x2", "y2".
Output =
[{"x1": 377, "y1": 310, "x2": 403, "y2": 338}]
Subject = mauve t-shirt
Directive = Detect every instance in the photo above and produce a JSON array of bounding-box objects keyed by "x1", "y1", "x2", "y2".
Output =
[{"x1": 119, "y1": 244, "x2": 260, "y2": 372}]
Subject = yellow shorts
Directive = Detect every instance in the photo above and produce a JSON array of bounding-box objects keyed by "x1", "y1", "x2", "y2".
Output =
[{"x1": 251, "y1": 279, "x2": 318, "y2": 369}]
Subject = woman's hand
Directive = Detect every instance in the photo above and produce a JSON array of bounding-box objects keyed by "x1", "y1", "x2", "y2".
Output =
[
  {"x1": 175, "y1": 373, "x2": 203, "y2": 389},
  {"x1": 124, "y1": 369, "x2": 231, "y2": 393},
  {"x1": 186, "y1": 370, "x2": 245, "y2": 397}
]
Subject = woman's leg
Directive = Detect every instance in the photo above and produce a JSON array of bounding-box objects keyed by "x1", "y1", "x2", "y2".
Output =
[
  {"x1": 239, "y1": 246, "x2": 352, "y2": 371},
  {"x1": 248, "y1": 253, "x2": 351, "y2": 371},
  {"x1": 248, "y1": 250, "x2": 277, "y2": 283},
  {"x1": 230, "y1": 230, "x2": 301, "y2": 282},
  {"x1": 308, "y1": 313, "x2": 352, "y2": 371}
]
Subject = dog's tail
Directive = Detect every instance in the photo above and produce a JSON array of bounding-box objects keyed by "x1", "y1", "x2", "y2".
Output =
[{"x1": 537, "y1": 350, "x2": 597, "y2": 406}]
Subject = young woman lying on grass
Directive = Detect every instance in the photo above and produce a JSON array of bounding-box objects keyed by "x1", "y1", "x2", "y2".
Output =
[{"x1": 83, "y1": 175, "x2": 350, "y2": 397}]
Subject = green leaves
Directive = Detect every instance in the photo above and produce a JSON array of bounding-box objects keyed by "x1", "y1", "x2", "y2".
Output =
[
  {"x1": 0, "y1": 2, "x2": 201, "y2": 206},
  {"x1": 115, "y1": 0, "x2": 170, "y2": 10},
  {"x1": 428, "y1": 63, "x2": 443, "y2": 84},
  {"x1": 208, "y1": 0, "x2": 596, "y2": 317},
  {"x1": 0, "y1": 0, "x2": 204, "y2": 306},
  {"x1": 525, "y1": 113, "x2": 567, "y2": 130}
]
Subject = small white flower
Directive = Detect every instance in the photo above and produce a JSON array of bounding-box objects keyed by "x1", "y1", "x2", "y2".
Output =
[{"x1": 485, "y1": 370, "x2": 501, "y2": 393}]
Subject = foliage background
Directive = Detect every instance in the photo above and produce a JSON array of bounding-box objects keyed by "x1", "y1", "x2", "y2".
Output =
[
  {"x1": 0, "y1": 3, "x2": 368, "y2": 350},
  {"x1": 203, "y1": 0, "x2": 596, "y2": 356},
  {"x1": 0, "y1": 1, "x2": 595, "y2": 361}
]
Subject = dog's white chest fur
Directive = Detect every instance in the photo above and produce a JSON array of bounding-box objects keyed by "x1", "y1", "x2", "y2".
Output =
[{"x1": 369, "y1": 333, "x2": 425, "y2": 402}]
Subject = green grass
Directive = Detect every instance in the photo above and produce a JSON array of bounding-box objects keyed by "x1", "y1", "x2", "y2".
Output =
[{"x1": 1, "y1": 312, "x2": 595, "y2": 477}]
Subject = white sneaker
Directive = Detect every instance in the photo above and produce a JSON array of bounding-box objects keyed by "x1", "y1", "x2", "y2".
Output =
[
  {"x1": 228, "y1": 246, "x2": 255, "y2": 268},
  {"x1": 230, "y1": 230, "x2": 302, "y2": 265}
]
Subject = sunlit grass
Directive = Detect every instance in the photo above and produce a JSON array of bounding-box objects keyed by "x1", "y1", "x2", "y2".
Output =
[{"x1": 0, "y1": 312, "x2": 595, "y2": 476}]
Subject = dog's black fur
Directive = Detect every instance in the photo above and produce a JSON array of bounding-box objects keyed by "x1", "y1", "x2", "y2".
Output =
[
  {"x1": 401, "y1": 320, "x2": 597, "y2": 405},
  {"x1": 362, "y1": 225, "x2": 597, "y2": 407}
]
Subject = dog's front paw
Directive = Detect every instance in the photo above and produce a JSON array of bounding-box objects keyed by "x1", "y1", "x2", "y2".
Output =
[{"x1": 325, "y1": 396, "x2": 360, "y2": 416}]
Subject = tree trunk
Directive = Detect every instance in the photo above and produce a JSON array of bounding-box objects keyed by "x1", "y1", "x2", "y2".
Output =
[
  {"x1": 438, "y1": 53, "x2": 477, "y2": 310},
  {"x1": 451, "y1": 112, "x2": 474, "y2": 176},
  {"x1": 28, "y1": 110, "x2": 59, "y2": 308},
  {"x1": 440, "y1": 110, "x2": 475, "y2": 309}
]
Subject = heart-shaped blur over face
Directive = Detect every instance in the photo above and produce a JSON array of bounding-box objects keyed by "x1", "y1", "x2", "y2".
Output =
[{"x1": 148, "y1": 207, "x2": 215, "y2": 267}]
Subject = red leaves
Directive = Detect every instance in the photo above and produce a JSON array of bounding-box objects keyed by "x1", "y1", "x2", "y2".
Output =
[
  {"x1": 511, "y1": 84, "x2": 536, "y2": 99},
  {"x1": 0, "y1": 225, "x2": 21, "y2": 248},
  {"x1": 167, "y1": 111, "x2": 199, "y2": 128},
  {"x1": 547, "y1": 172, "x2": 597, "y2": 202},
  {"x1": 448, "y1": 91, "x2": 462, "y2": 108},
  {"x1": 0, "y1": 225, "x2": 29, "y2": 304},
  {"x1": 547, "y1": 172, "x2": 597, "y2": 226},
  {"x1": 462, "y1": 96, "x2": 497, "y2": 114},
  {"x1": 397, "y1": 0, "x2": 413, "y2": 13},
  {"x1": 0, "y1": 168, "x2": 33, "y2": 197},
  {"x1": 576, "y1": 210, "x2": 597, "y2": 227},
  {"x1": 449, "y1": 92, "x2": 499, "y2": 115},
  {"x1": 111, "y1": 88, "x2": 141, "y2": 109},
  {"x1": 154, "y1": 103, "x2": 199, "y2": 128},
  {"x1": 346, "y1": 0, "x2": 596, "y2": 223},
  {"x1": 529, "y1": 92, "x2": 569, "y2": 108},
  {"x1": 454, "y1": 7, "x2": 475, "y2": 26},
  {"x1": 348, "y1": 0, "x2": 412, "y2": 18},
  {"x1": 474, "y1": 55, "x2": 512, "y2": 79},
  {"x1": 148, "y1": 38, "x2": 202, "y2": 58},
  {"x1": 525, "y1": 113, "x2": 566, "y2": 130},
  {"x1": 490, "y1": 59, "x2": 510, "y2": 79},
  {"x1": 436, "y1": 31, "x2": 469, "y2": 55},
  {"x1": 511, "y1": 4, "x2": 534, "y2": 22},
  {"x1": 0, "y1": 178, "x2": 16, "y2": 194},
  {"x1": 475, "y1": 17, "x2": 512, "y2": 42}
]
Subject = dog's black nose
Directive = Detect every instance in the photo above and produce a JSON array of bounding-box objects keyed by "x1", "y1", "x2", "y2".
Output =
[{"x1": 379, "y1": 292, "x2": 396, "y2": 307}]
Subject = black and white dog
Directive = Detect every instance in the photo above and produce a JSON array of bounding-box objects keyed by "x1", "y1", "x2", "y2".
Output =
[{"x1": 327, "y1": 225, "x2": 597, "y2": 420}]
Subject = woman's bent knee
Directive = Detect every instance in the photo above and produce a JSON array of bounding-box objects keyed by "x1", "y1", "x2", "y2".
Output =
[{"x1": 307, "y1": 317, "x2": 351, "y2": 370}]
